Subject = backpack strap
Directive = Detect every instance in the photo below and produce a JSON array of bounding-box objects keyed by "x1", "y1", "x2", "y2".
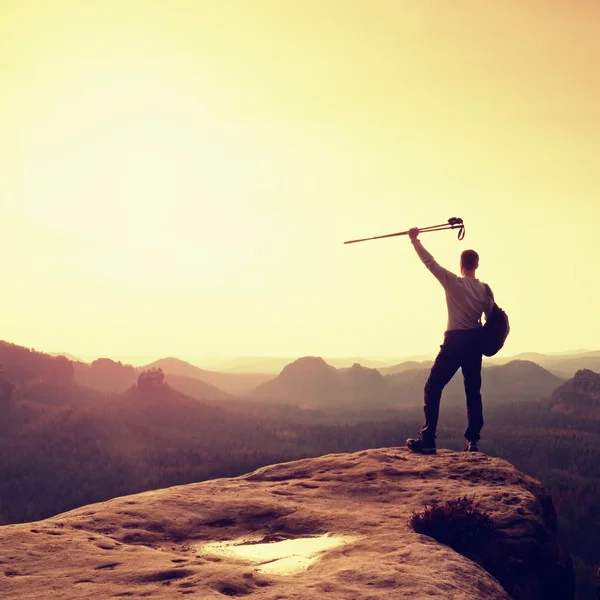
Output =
[{"x1": 483, "y1": 283, "x2": 496, "y2": 310}]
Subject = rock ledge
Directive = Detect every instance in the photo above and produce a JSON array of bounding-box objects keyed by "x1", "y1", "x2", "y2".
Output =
[{"x1": 0, "y1": 448, "x2": 574, "y2": 599}]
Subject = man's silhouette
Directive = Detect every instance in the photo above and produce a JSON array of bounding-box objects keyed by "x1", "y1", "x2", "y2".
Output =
[{"x1": 405, "y1": 227, "x2": 494, "y2": 454}]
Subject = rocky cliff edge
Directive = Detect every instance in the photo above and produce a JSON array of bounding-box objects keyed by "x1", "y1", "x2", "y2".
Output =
[{"x1": 0, "y1": 448, "x2": 574, "y2": 599}]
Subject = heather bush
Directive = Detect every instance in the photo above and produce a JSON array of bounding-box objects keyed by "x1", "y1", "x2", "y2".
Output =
[{"x1": 409, "y1": 495, "x2": 496, "y2": 555}]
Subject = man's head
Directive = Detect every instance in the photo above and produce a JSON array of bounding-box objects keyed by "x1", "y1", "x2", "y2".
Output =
[{"x1": 460, "y1": 249, "x2": 479, "y2": 277}]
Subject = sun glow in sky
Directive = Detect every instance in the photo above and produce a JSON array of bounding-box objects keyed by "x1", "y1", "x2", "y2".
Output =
[{"x1": 1, "y1": 0, "x2": 599, "y2": 362}]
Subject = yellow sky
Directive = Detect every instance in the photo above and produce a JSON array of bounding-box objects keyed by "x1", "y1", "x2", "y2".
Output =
[{"x1": 1, "y1": 0, "x2": 599, "y2": 362}]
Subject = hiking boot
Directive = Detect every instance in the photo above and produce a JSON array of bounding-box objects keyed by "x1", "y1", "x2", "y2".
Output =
[
  {"x1": 406, "y1": 437, "x2": 437, "y2": 455},
  {"x1": 465, "y1": 440, "x2": 479, "y2": 452}
]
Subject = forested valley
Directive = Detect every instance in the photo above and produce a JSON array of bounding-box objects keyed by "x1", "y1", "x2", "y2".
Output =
[{"x1": 0, "y1": 341, "x2": 598, "y2": 598}]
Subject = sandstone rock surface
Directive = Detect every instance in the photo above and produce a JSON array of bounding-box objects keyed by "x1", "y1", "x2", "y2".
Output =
[{"x1": 0, "y1": 448, "x2": 574, "y2": 599}]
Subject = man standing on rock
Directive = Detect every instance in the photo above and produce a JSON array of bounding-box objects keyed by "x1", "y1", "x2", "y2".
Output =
[{"x1": 405, "y1": 227, "x2": 494, "y2": 455}]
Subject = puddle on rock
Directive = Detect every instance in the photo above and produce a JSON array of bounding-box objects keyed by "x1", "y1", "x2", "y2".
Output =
[{"x1": 197, "y1": 533, "x2": 357, "y2": 575}]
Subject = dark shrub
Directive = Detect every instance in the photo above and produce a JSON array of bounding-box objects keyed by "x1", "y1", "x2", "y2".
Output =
[{"x1": 409, "y1": 496, "x2": 496, "y2": 555}]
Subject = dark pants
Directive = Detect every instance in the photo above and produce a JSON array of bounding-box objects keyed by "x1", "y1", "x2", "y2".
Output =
[{"x1": 420, "y1": 328, "x2": 484, "y2": 443}]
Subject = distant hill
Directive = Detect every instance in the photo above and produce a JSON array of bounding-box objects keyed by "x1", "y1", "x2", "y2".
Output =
[
  {"x1": 111, "y1": 383, "x2": 256, "y2": 443},
  {"x1": 489, "y1": 350, "x2": 600, "y2": 378},
  {"x1": 247, "y1": 357, "x2": 394, "y2": 408},
  {"x1": 165, "y1": 373, "x2": 231, "y2": 402},
  {"x1": 142, "y1": 357, "x2": 216, "y2": 379},
  {"x1": 194, "y1": 356, "x2": 298, "y2": 374},
  {"x1": 378, "y1": 360, "x2": 434, "y2": 375},
  {"x1": 249, "y1": 357, "x2": 340, "y2": 405},
  {"x1": 0, "y1": 340, "x2": 75, "y2": 388},
  {"x1": 141, "y1": 357, "x2": 271, "y2": 394},
  {"x1": 338, "y1": 363, "x2": 391, "y2": 400},
  {"x1": 73, "y1": 358, "x2": 137, "y2": 393},
  {"x1": 500, "y1": 352, "x2": 554, "y2": 364},
  {"x1": 545, "y1": 356, "x2": 600, "y2": 379},
  {"x1": 481, "y1": 360, "x2": 564, "y2": 399},
  {"x1": 550, "y1": 369, "x2": 600, "y2": 419}
]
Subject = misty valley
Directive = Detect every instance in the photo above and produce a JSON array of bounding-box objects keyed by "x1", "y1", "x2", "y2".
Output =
[{"x1": 0, "y1": 340, "x2": 599, "y2": 598}]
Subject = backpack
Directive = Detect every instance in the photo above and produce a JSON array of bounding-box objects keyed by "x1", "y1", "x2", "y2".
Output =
[{"x1": 481, "y1": 284, "x2": 510, "y2": 357}]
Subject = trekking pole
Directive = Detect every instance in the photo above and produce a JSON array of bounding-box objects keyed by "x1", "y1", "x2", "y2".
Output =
[{"x1": 343, "y1": 217, "x2": 465, "y2": 245}]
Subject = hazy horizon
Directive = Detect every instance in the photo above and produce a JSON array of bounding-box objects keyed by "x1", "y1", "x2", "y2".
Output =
[
  {"x1": 2, "y1": 1, "x2": 598, "y2": 359},
  {"x1": 40, "y1": 345, "x2": 599, "y2": 370},
  {"x1": 46, "y1": 349, "x2": 433, "y2": 367}
]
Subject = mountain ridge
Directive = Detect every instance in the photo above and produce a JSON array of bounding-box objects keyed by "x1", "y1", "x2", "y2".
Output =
[
  {"x1": 247, "y1": 357, "x2": 563, "y2": 411},
  {"x1": 141, "y1": 357, "x2": 271, "y2": 394},
  {"x1": 247, "y1": 356, "x2": 393, "y2": 408}
]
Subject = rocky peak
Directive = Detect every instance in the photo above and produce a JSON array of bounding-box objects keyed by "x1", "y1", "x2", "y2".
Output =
[
  {"x1": 551, "y1": 369, "x2": 600, "y2": 419},
  {"x1": 569, "y1": 369, "x2": 600, "y2": 396},
  {"x1": 137, "y1": 367, "x2": 166, "y2": 390}
]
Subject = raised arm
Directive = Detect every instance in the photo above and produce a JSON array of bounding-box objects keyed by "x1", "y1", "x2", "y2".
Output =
[{"x1": 409, "y1": 228, "x2": 458, "y2": 289}]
